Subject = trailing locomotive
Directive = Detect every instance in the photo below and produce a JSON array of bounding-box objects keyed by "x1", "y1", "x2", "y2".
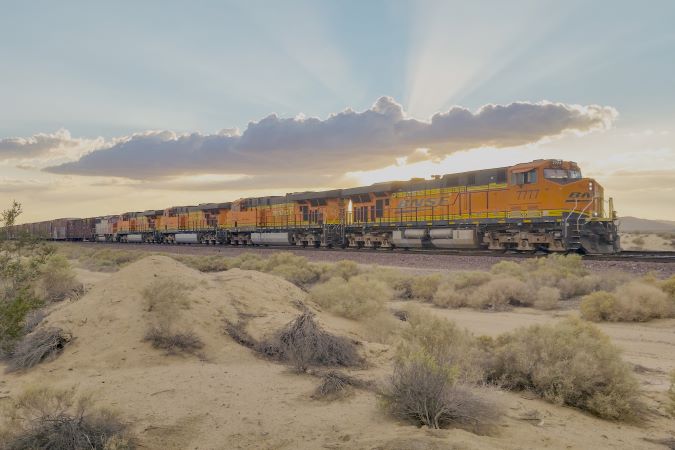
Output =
[{"x1": 9, "y1": 159, "x2": 620, "y2": 254}]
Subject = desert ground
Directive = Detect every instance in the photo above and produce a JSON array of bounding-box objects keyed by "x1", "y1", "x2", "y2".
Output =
[
  {"x1": 2, "y1": 251, "x2": 675, "y2": 450},
  {"x1": 620, "y1": 232, "x2": 675, "y2": 252}
]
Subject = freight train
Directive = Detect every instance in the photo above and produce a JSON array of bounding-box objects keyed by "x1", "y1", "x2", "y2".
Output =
[{"x1": 7, "y1": 159, "x2": 620, "y2": 254}]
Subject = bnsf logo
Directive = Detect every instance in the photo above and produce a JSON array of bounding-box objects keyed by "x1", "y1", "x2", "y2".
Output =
[{"x1": 568, "y1": 192, "x2": 592, "y2": 199}]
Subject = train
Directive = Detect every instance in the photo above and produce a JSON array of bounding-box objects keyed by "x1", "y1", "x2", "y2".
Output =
[{"x1": 7, "y1": 159, "x2": 620, "y2": 254}]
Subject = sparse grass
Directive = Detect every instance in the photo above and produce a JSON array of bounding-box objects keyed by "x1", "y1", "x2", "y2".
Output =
[
  {"x1": 580, "y1": 281, "x2": 673, "y2": 322},
  {"x1": 364, "y1": 312, "x2": 403, "y2": 344},
  {"x1": 312, "y1": 370, "x2": 369, "y2": 400},
  {"x1": 256, "y1": 312, "x2": 361, "y2": 372},
  {"x1": 308, "y1": 274, "x2": 392, "y2": 319},
  {"x1": 0, "y1": 386, "x2": 135, "y2": 450},
  {"x1": 632, "y1": 237, "x2": 646, "y2": 246},
  {"x1": 5, "y1": 327, "x2": 71, "y2": 372},
  {"x1": 486, "y1": 318, "x2": 642, "y2": 420},
  {"x1": 143, "y1": 326, "x2": 204, "y2": 356}
]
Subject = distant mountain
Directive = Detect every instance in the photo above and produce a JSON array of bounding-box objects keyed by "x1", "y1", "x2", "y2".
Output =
[{"x1": 618, "y1": 216, "x2": 675, "y2": 233}]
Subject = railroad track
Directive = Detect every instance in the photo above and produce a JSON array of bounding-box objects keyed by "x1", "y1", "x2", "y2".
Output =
[{"x1": 66, "y1": 241, "x2": 675, "y2": 263}]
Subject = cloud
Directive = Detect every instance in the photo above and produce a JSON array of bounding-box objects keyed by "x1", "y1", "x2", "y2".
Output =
[
  {"x1": 44, "y1": 97, "x2": 617, "y2": 179},
  {"x1": 0, "y1": 129, "x2": 104, "y2": 163}
]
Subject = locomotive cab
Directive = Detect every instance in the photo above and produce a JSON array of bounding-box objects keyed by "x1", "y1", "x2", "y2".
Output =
[{"x1": 507, "y1": 159, "x2": 619, "y2": 253}]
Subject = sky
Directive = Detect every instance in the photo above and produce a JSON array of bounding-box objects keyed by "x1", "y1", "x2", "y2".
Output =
[{"x1": 1, "y1": 0, "x2": 674, "y2": 222}]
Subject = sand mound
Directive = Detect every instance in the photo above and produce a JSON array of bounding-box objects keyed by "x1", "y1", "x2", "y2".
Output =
[{"x1": 30, "y1": 255, "x2": 310, "y2": 369}]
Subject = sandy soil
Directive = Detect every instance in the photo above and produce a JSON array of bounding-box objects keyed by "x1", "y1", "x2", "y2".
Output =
[
  {"x1": 621, "y1": 232, "x2": 675, "y2": 252},
  {"x1": 2, "y1": 255, "x2": 674, "y2": 449}
]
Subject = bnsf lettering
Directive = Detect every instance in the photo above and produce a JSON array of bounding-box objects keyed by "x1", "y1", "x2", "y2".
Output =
[{"x1": 397, "y1": 198, "x2": 449, "y2": 208}]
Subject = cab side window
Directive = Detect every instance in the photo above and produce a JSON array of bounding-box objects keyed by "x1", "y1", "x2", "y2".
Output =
[{"x1": 511, "y1": 169, "x2": 538, "y2": 185}]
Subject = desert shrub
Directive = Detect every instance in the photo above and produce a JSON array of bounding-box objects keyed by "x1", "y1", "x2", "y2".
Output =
[
  {"x1": 486, "y1": 318, "x2": 641, "y2": 420},
  {"x1": 580, "y1": 282, "x2": 672, "y2": 322},
  {"x1": 580, "y1": 291, "x2": 617, "y2": 321},
  {"x1": 142, "y1": 279, "x2": 189, "y2": 319},
  {"x1": 267, "y1": 255, "x2": 322, "y2": 287},
  {"x1": 363, "y1": 266, "x2": 416, "y2": 300},
  {"x1": 365, "y1": 312, "x2": 403, "y2": 344},
  {"x1": 40, "y1": 254, "x2": 82, "y2": 302},
  {"x1": 432, "y1": 271, "x2": 492, "y2": 308},
  {"x1": 228, "y1": 253, "x2": 266, "y2": 271},
  {"x1": 175, "y1": 255, "x2": 229, "y2": 272},
  {"x1": 533, "y1": 286, "x2": 561, "y2": 310},
  {"x1": 143, "y1": 326, "x2": 203, "y2": 355},
  {"x1": 408, "y1": 274, "x2": 443, "y2": 301},
  {"x1": 223, "y1": 319, "x2": 257, "y2": 349},
  {"x1": 470, "y1": 277, "x2": 535, "y2": 310},
  {"x1": 381, "y1": 352, "x2": 498, "y2": 432},
  {"x1": 318, "y1": 260, "x2": 361, "y2": 281},
  {"x1": 0, "y1": 386, "x2": 135, "y2": 450},
  {"x1": 256, "y1": 312, "x2": 361, "y2": 372},
  {"x1": 490, "y1": 261, "x2": 525, "y2": 279},
  {"x1": 661, "y1": 275, "x2": 675, "y2": 300},
  {"x1": 312, "y1": 370, "x2": 369, "y2": 400},
  {"x1": 309, "y1": 274, "x2": 392, "y2": 319},
  {"x1": 0, "y1": 202, "x2": 53, "y2": 353},
  {"x1": 398, "y1": 309, "x2": 488, "y2": 384},
  {"x1": 21, "y1": 310, "x2": 46, "y2": 334},
  {"x1": 6, "y1": 327, "x2": 71, "y2": 372}
]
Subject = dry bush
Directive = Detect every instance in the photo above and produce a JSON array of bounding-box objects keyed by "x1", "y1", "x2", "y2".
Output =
[
  {"x1": 580, "y1": 282, "x2": 672, "y2": 322},
  {"x1": 432, "y1": 271, "x2": 492, "y2": 308},
  {"x1": 365, "y1": 312, "x2": 403, "y2": 344},
  {"x1": 175, "y1": 255, "x2": 230, "y2": 272},
  {"x1": 381, "y1": 352, "x2": 498, "y2": 432},
  {"x1": 266, "y1": 254, "x2": 322, "y2": 287},
  {"x1": 363, "y1": 266, "x2": 416, "y2": 300},
  {"x1": 143, "y1": 326, "x2": 203, "y2": 355},
  {"x1": 227, "y1": 253, "x2": 266, "y2": 271},
  {"x1": 256, "y1": 312, "x2": 361, "y2": 372},
  {"x1": 318, "y1": 260, "x2": 361, "y2": 281},
  {"x1": 39, "y1": 255, "x2": 82, "y2": 302},
  {"x1": 470, "y1": 277, "x2": 535, "y2": 310},
  {"x1": 533, "y1": 286, "x2": 561, "y2": 310},
  {"x1": 6, "y1": 327, "x2": 71, "y2": 372},
  {"x1": 407, "y1": 274, "x2": 443, "y2": 301},
  {"x1": 223, "y1": 319, "x2": 257, "y2": 349},
  {"x1": 486, "y1": 318, "x2": 641, "y2": 420},
  {"x1": 661, "y1": 275, "x2": 675, "y2": 300},
  {"x1": 21, "y1": 309, "x2": 46, "y2": 334},
  {"x1": 491, "y1": 255, "x2": 613, "y2": 300},
  {"x1": 580, "y1": 291, "x2": 618, "y2": 322},
  {"x1": 308, "y1": 274, "x2": 392, "y2": 319},
  {"x1": 312, "y1": 370, "x2": 369, "y2": 400},
  {"x1": 0, "y1": 386, "x2": 135, "y2": 450},
  {"x1": 142, "y1": 279, "x2": 189, "y2": 319},
  {"x1": 398, "y1": 308, "x2": 488, "y2": 384}
]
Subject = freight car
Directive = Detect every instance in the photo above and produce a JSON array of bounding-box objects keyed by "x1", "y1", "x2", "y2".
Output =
[{"x1": 11, "y1": 160, "x2": 621, "y2": 254}]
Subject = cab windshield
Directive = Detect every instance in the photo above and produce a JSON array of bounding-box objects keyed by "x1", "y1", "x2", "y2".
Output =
[{"x1": 544, "y1": 169, "x2": 582, "y2": 180}]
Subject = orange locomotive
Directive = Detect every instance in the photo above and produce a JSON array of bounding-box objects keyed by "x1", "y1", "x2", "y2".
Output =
[{"x1": 17, "y1": 159, "x2": 619, "y2": 254}]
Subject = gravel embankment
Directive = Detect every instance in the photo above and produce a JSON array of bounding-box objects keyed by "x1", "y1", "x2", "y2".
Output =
[{"x1": 63, "y1": 242, "x2": 675, "y2": 277}]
